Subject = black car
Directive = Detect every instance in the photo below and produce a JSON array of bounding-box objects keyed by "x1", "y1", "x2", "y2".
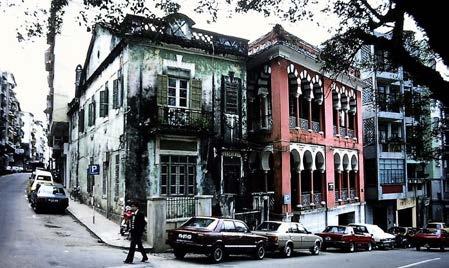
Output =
[
  {"x1": 30, "y1": 184, "x2": 69, "y2": 213},
  {"x1": 166, "y1": 217, "x2": 267, "y2": 263}
]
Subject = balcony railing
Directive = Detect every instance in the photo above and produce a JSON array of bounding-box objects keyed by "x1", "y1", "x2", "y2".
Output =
[
  {"x1": 300, "y1": 118, "x2": 309, "y2": 130},
  {"x1": 311, "y1": 121, "x2": 321, "y2": 133},
  {"x1": 157, "y1": 106, "x2": 212, "y2": 131},
  {"x1": 349, "y1": 188, "x2": 357, "y2": 200},
  {"x1": 335, "y1": 190, "x2": 340, "y2": 201},
  {"x1": 312, "y1": 192, "x2": 323, "y2": 207},
  {"x1": 341, "y1": 189, "x2": 348, "y2": 200},
  {"x1": 301, "y1": 193, "x2": 311, "y2": 207},
  {"x1": 347, "y1": 129, "x2": 355, "y2": 138},
  {"x1": 339, "y1": 127, "x2": 347, "y2": 137},
  {"x1": 289, "y1": 116, "x2": 297, "y2": 128},
  {"x1": 166, "y1": 196, "x2": 196, "y2": 220}
]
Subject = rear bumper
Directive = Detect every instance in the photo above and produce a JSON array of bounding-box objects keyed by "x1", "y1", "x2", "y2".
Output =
[
  {"x1": 376, "y1": 240, "x2": 395, "y2": 248},
  {"x1": 323, "y1": 240, "x2": 349, "y2": 249},
  {"x1": 166, "y1": 240, "x2": 213, "y2": 254}
]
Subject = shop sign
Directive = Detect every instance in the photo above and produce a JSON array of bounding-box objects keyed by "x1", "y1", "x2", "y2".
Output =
[{"x1": 397, "y1": 198, "x2": 415, "y2": 210}]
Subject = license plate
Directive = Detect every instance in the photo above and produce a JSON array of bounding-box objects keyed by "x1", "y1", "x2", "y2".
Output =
[
  {"x1": 178, "y1": 233, "x2": 192, "y2": 240},
  {"x1": 48, "y1": 199, "x2": 59, "y2": 203}
]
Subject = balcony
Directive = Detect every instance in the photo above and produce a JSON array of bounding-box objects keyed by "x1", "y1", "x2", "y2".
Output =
[
  {"x1": 335, "y1": 188, "x2": 358, "y2": 203},
  {"x1": 153, "y1": 106, "x2": 212, "y2": 133},
  {"x1": 299, "y1": 192, "x2": 324, "y2": 209}
]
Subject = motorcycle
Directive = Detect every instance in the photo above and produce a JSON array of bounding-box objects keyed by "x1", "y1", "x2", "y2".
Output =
[{"x1": 120, "y1": 205, "x2": 134, "y2": 238}]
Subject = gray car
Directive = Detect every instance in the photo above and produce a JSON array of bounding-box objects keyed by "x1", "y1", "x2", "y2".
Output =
[{"x1": 253, "y1": 221, "x2": 323, "y2": 257}]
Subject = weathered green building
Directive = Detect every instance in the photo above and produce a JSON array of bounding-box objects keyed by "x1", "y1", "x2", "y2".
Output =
[{"x1": 66, "y1": 13, "x2": 248, "y2": 249}]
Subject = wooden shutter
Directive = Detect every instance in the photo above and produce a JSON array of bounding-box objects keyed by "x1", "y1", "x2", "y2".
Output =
[
  {"x1": 157, "y1": 74, "x2": 168, "y2": 106},
  {"x1": 104, "y1": 87, "x2": 109, "y2": 115},
  {"x1": 78, "y1": 108, "x2": 84, "y2": 133},
  {"x1": 119, "y1": 69, "x2": 124, "y2": 107},
  {"x1": 190, "y1": 78, "x2": 202, "y2": 110},
  {"x1": 100, "y1": 90, "x2": 106, "y2": 117},
  {"x1": 113, "y1": 79, "x2": 119, "y2": 109}
]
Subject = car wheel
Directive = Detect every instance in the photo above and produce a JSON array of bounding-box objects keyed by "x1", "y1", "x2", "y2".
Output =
[
  {"x1": 210, "y1": 245, "x2": 224, "y2": 263},
  {"x1": 367, "y1": 243, "x2": 373, "y2": 251},
  {"x1": 174, "y1": 249, "x2": 186, "y2": 259},
  {"x1": 310, "y1": 242, "x2": 320, "y2": 255},
  {"x1": 254, "y1": 244, "x2": 266, "y2": 260},
  {"x1": 283, "y1": 243, "x2": 293, "y2": 258},
  {"x1": 347, "y1": 242, "x2": 355, "y2": 253}
]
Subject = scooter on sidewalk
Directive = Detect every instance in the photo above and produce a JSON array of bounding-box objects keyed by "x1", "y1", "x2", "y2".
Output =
[{"x1": 120, "y1": 205, "x2": 134, "y2": 239}]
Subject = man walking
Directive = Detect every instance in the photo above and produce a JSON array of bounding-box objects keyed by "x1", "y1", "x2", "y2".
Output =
[{"x1": 124, "y1": 201, "x2": 148, "y2": 264}]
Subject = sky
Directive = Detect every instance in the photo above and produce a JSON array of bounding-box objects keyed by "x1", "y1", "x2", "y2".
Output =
[{"x1": 0, "y1": 0, "x2": 447, "y2": 125}]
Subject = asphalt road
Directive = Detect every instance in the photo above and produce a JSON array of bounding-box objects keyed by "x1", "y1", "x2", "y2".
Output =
[
  {"x1": 0, "y1": 173, "x2": 127, "y2": 268},
  {"x1": 1, "y1": 173, "x2": 448, "y2": 268}
]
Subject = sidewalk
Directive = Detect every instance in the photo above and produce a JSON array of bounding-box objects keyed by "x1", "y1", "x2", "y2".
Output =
[{"x1": 66, "y1": 199, "x2": 152, "y2": 251}]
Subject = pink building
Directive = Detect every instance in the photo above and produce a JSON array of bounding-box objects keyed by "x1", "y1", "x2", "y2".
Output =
[{"x1": 245, "y1": 25, "x2": 366, "y2": 232}]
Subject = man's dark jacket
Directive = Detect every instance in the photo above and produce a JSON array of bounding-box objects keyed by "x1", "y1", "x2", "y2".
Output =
[{"x1": 131, "y1": 210, "x2": 146, "y2": 238}]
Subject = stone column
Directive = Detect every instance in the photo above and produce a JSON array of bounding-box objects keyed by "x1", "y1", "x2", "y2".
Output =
[
  {"x1": 297, "y1": 169, "x2": 302, "y2": 205},
  {"x1": 346, "y1": 170, "x2": 351, "y2": 200},
  {"x1": 338, "y1": 171, "x2": 342, "y2": 201},
  {"x1": 308, "y1": 100, "x2": 312, "y2": 131},
  {"x1": 310, "y1": 169, "x2": 314, "y2": 205},
  {"x1": 296, "y1": 95, "x2": 300, "y2": 128},
  {"x1": 147, "y1": 197, "x2": 167, "y2": 252},
  {"x1": 335, "y1": 108, "x2": 340, "y2": 136}
]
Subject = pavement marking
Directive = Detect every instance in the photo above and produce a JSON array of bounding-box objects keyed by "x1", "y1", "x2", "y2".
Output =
[{"x1": 396, "y1": 258, "x2": 441, "y2": 268}]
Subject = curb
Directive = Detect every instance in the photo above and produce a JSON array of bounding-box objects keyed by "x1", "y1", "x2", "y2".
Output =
[
  {"x1": 66, "y1": 207, "x2": 130, "y2": 251},
  {"x1": 66, "y1": 207, "x2": 152, "y2": 253}
]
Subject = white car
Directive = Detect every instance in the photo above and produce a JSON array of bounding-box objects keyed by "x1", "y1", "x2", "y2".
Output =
[
  {"x1": 27, "y1": 170, "x2": 55, "y2": 201},
  {"x1": 349, "y1": 223, "x2": 395, "y2": 249}
]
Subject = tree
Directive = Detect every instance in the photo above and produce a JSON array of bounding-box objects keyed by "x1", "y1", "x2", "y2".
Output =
[{"x1": 2, "y1": 0, "x2": 447, "y2": 103}]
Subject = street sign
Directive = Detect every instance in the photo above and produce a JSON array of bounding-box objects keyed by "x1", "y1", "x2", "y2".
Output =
[
  {"x1": 88, "y1": 164, "x2": 100, "y2": 175},
  {"x1": 283, "y1": 194, "x2": 291, "y2": 205}
]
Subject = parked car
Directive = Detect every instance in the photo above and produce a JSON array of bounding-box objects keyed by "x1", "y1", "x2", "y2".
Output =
[
  {"x1": 166, "y1": 217, "x2": 267, "y2": 263},
  {"x1": 413, "y1": 228, "x2": 449, "y2": 251},
  {"x1": 30, "y1": 184, "x2": 69, "y2": 213},
  {"x1": 349, "y1": 223, "x2": 395, "y2": 249},
  {"x1": 316, "y1": 225, "x2": 374, "y2": 252},
  {"x1": 426, "y1": 222, "x2": 449, "y2": 232},
  {"x1": 252, "y1": 221, "x2": 322, "y2": 257},
  {"x1": 26, "y1": 170, "x2": 54, "y2": 201},
  {"x1": 387, "y1": 226, "x2": 417, "y2": 248}
]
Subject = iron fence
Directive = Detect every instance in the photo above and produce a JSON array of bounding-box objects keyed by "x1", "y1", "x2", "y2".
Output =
[{"x1": 166, "y1": 196, "x2": 196, "y2": 220}]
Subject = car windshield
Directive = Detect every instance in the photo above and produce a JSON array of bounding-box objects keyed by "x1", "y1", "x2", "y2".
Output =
[
  {"x1": 36, "y1": 175, "x2": 52, "y2": 181},
  {"x1": 427, "y1": 223, "x2": 442, "y2": 229},
  {"x1": 324, "y1": 226, "x2": 348, "y2": 234},
  {"x1": 256, "y1": 222, "x2": 281, "y2": 231},
  {"x1": 182, "y1": 218, "x2": 217, "y2": 230},
  {"x1": 365, "y1": 225, "x2": 385, "y2": 235},
  {"x1": 40, "y1": 186, "x2": 65, "y2": 195},
  {"x1": 420, "y1": 229, "x2": 440, "y2": 235}
]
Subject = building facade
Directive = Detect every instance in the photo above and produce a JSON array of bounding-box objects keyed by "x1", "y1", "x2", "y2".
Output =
[
  {"x1": 66, "y1": 14, "x2": 248, "y2": 223},
  {"x1": 361, "y1": 39, "x2": 430, "y2": 230},
  {"x1": 241, "y1": 25, "x2": 365, "y2": 233},
  {"x1": 0, "y1": 71, "x2": 24, "y2": 173}
]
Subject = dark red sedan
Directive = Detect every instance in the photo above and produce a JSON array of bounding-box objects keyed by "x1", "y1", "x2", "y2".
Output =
[
  {"x1": 166, "y1": 217, "x2": 267, "y2": 263},
  {"x1": 414, "y1": 228, "x2": 449, "y2": 251},
  {"x1": 316, "y1": 225, "x2": 374, "y2": 252}
]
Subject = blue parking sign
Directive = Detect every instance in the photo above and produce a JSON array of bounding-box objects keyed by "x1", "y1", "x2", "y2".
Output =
[{"x1": 88, "y1": 164, "x2": 100, "y2": 175}]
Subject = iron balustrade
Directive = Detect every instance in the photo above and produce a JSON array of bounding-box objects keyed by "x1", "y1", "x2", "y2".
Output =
[
  {"x1": 166, "y1": 196, "x2": 197, "y2": 220},
  {"x1": 312, "y1": 192, "x2": 323, "y2": 207},
  {"x1": 301, "y1": 193, "x2": 311, "y2": 207},
  {"x1": 341, "y1": 189, "x2": 348, "y2": 200},
  {"x1": 300, "y1": 118, "x2": 309, "y2": 130},
  {"x1": 350, "y1": 188, "x2": 356, "y2": 200},
  {"x1": 311, "y1": 121, "x2": 321, "y2": 132},
  {"x1": 335, "y1": 190, "x2": 340, "y2": 201},
  {"x1": 289, "y1": 116, "x2": 297, "y2": 128},
  {"x1": 347, "y1": 129, "x2": 355, "y2": 138},
  {"x1": 157, "y1": 106, "x2": 212, "y2": 130},
  {"x1": 339, "y1": 127, "x2": 347, "y2": 137}
]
